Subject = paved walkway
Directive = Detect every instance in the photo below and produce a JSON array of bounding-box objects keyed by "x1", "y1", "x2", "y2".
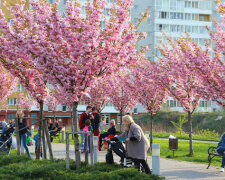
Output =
[{"x1": 28, "y1": 143, "x2": 224, "y2": 180}]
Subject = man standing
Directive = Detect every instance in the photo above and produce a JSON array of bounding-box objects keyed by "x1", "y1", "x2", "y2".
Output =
[
  {"x1": 99, "y1": 120, "x2": 116, "y2": 151},
  {"x1": 79, "y1": 106, "x2": 92, "y2": 152}
]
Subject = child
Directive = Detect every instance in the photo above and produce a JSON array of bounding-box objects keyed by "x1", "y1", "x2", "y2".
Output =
[{"x1": 83, "y1": 119, "x2": 93, "y2": 153}]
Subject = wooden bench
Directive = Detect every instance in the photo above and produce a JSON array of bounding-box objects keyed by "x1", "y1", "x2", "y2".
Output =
[{"x1": 207, "y1": 146, "x2": 222, "y2": 169}]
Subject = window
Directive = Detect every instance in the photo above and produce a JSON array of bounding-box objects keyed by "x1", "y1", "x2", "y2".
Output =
[
  {"x1": 199, "y1": 100, "x2": 209, "y2": 107},
  {"x1": 192, "y1": 1, "x2": 198, "y2": 8},
  {"x1": 31, "y1": 113, "x2": 37, "y2": 125},
  {"x1": 8, "y1": 98, "x2": 17, "y2": 105},
  {"x1": 155, "y1": 49, "x2": 161, "y2": 56},
  {"x1": 170, "y1": 0, "x2": 176, "y2": 10},
  {"x1": 185, "y1": 1, "x2": 191, "y2": 8},
  {"x1": 185, "y1": 13, "x2": 191, "y2": 20},
  {"x1": 106, "y1": 102, "x2": 113, "y2": 107},
  {"x1": 192, "y1": 26, "x2": 198, "y2": 33},
  {"x1": 8, "y1": 18, "x2": 14, "y2": 26},
  {"x1": 133, "y1": 108, "x2": 138, "y2": 114},
  {"x1": 102, "y1": 114, "x2": 110, "y2": 125},
  {"x1": 170, "y1": 100, "x2": 177, "y2": 107},
  {"x1": 104, "y1": 8, "x2": 110, "y2": 16},
  {"x1": 199, "y1": 26, "x2": 207, "y2": 34},
  {"x1": 156, "y1": 24, "x2": 163, "y2": 31},
  {"x1": 117, "y1": 114, "x2": 121, "y2": 124},
  {"x1": 156, "y1": 0, "x2": 162, "y2": 10},
  {"x1": 48, "y1": 106, "x2": 52, "y2": 112},
  {"x1": 101, "y1": 21, "x2": 106, "y2": 29},
  {"x1": 161, "y1": 12, "x2": 169, "y2": 19},
  {"x1": 185, "y1": 26, "x2": 191, "y2": 33},
  {"x1": 7, "y1": 113, "x2": 16, "y2": 123},
  {"x1": 62, "y1": 105, "x2": 67, "y2": 112},
  {"x1": 200, "y1": 16, "x2": 205, "y2": 21},
  {"x1": 171, "y1": 25, "x2": 182, "y2": 32},
  {"x1": 13, "y1": 85, "x2": 25, "y2": 92}
]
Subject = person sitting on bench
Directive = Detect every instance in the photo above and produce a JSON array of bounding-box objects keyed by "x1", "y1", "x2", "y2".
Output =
[
  {"x1": 99, "y1": 120, "x2": 116, "y2": 151},
  {"x1": 217, "y1": 133, "x2": 225, "y2": 172},
  {"x1": 49, "y1": 119, "x2": 61, "y2": 142}
]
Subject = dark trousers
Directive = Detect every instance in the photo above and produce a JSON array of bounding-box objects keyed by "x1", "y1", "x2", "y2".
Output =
[
  {"x1": 133, "y1": 158, "x2": 151, "y2": 174},
  {"x1": 99, "y1": 132, "x2": 109, "y2": 148},
  {"x1": 217, "y1": 147, "x2": 225, "y2": 168}
]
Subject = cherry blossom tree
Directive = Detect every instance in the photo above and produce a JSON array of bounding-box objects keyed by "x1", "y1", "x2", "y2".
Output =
[
  {"x1": 0, "y1": 65, "x2": 16, "y2": 120},
  {"x1": 131, "y1": 59, "x2": 168, "y2": 148},
  {"x1": 186, "y1": 1, "x2": 225, "y2": 107},
  {"x1": 0, "y1": 65, "x2": 16, "y2": 103},
  {"x1": 0, "y1": 0, "x2": 148, "y2": 166},
  {"x1": 87, "y1": 77, "x2": 110, "y2": 112},
  {"x1": 107, "y1": 71, "x2": 137, "y2": 131},
  {"x1": 157, "y1": 36, "x2": 204, "y2": 156}
]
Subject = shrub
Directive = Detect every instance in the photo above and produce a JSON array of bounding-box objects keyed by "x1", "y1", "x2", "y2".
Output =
[
  {"x1": 0, "y1": 154, "x2": 164, "y2": 180},
  {"x1": 197, "y1": 129, "x2": 219, "y2": 138}
]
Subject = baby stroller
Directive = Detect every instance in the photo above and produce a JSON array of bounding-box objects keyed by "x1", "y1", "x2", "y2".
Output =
[
  {"x1": 0, "y1": 127, "x2": 14, "y2": 155},
  {"x1": 104, "y1": 138, "x2": 133, "y2": 168}
]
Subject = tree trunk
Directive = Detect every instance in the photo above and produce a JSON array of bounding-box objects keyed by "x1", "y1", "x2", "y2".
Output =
[
  {"x1": 43, "y1": 118, "x2": 54, "y2": 160},
  {"x1": 53, "y1": 110, "x2": 56, "y2": 121},
  {"x1": 36, "y1": 100, "x2": 43, "y2": 159},
  {"x1": 73, "y1": 101, "x2": 81, "y2": 168},
  {"x1": 42, "y1": 124, "x2": 47, "y2": 159},
  {"x1": 71, "y1": 111, "x2": 74, "y2": 139},
  {"x1": 120, "y1": 110, "x2": 123, "y2": 132},
  {"x1": 150, "y1": 114, "x2": 153, "y2": 149},
  {"x1": 15, "y1": 117, "x2": 21, "y2": 155},
  {"x1": 188, "y1": 111, "x2": 193, "y2": 156}
]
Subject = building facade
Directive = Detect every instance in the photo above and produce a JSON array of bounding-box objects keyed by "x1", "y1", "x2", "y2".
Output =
[{"x1": 131, "y1": 0, "x2": 223, "y2": 113}]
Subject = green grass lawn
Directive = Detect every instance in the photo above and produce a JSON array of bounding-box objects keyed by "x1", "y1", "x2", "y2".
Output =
[
  {"x1": 153, "y1": 132, "x2": 220, "y2": 142},
  {"x1": 153, "y1": 139, "x2": 221, "y2": 168}
]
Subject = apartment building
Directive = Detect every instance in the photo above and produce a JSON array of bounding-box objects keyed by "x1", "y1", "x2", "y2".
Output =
[{"x1": 131, "y1": 0, "x2": 223, "y2": 113}]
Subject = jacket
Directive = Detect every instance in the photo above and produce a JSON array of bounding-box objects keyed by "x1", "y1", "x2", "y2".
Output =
[
  {"x1": 218, "y1": 134, "x2": 225, "y2": 148},
  {"x1": 18, "y1": 118, "x2": 28, "y2": 135},
  {"x1": 79, "y1": 112, "x2": 90, "y2": 130},
  {"x1": 91, "y1": 112, "x2": 100, "y2": 130},
  {"x1": 117, "y1": 123, "x2": 150, "y2": 160},
  {"x1": 108, "y1": 125, "x2": 116, "y2": 135}
]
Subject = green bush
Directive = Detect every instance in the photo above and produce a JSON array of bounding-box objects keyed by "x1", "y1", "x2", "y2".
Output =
[
  {"x1": 0, "y1": 154, "x2": 164, "y2": 180},
  {"x1": 197, "y1": 129, "x2": 219, "y2": 138}
]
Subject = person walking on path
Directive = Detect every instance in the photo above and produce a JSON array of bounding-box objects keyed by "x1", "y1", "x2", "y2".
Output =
[
  {"x1": 217, "y1": 133, "x2": 225, "y2": 172},
  {"x1": 16, "y1": 110, "x2": 31, "y2": 158},
  {"x1": 116, "y1": 115, "x2": 151, "y2": 174},
  {"x1": 79, "y1": 106, "x2": 92, "y2": 152}
]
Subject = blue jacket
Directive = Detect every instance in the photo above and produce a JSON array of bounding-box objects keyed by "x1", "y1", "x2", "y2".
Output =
[{"x1": 218, "y1": 134, "x2": 225, "y2": 148}]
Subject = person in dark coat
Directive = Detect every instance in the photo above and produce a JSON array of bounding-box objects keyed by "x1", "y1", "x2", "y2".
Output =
[
  {"x1": 79, "y1": 106, "x2": 92, "y2": 152},
  {"x1": 90, "y1": 107, "x2": 100, "y2": 136},
  {"x1": 217, "y1": 133, "x2": 225, "y2": 172},
  {"x1": 16, "y1": 110, "x2": 30, "y2": 158},
  {"x1": 117, "y1": 115, "x2": 151, "y2": 174},
  {"x1": 99, "y1": 120, "x2": 116, "y2": 151}
]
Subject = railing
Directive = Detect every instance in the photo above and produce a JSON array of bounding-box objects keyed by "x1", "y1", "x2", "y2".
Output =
[{"x1": 66, "y1": 131, "x2": 94, "y2": 169}]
